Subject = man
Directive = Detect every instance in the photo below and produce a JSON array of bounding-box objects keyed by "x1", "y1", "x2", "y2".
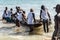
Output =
[
  {"x1": 52, "y1": 4, "x2": 60, "y2": 40},
  {"x1": 14, "y1": 7, "x2": 25, "y2": 32},
  {"x1": 27, "y1": 8, "x2": 36, "y2": 32},
  {"x1": 7, "y1": 8, "x2": 13, "y2": 23},
  {"x1": 40, "y1": 5, "x2": 51, "y2": 33},
  {"x1": 2, "y1": 7, "x2": 8, "y2": 20}
]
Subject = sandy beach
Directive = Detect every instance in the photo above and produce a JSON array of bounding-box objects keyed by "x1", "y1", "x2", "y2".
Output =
[{"x1": 0, "y1": 20, "x2": 54, "y2": 40}]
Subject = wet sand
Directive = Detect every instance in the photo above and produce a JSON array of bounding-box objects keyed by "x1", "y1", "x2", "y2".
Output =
[{"x1": 0, "y1": 20, "x2": 54, "y2": 40}]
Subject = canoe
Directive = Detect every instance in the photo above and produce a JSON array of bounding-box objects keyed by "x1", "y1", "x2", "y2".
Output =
[
  {"x1": 21, "y1": 20, "x2": 52, "y2": 27},
  {"x1": 2, "y1": 19, "x2": 51, "y2": 27},
  {"x1": 20, "y1": 20, "x2": 42, "y2": 27}
]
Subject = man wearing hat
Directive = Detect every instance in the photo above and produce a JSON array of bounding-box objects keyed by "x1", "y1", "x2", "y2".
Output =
[{"x1": 52, "y1": 4, "x2": 60, "y2": 40}]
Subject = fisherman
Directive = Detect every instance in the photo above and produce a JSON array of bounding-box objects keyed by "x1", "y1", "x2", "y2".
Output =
[
  {"x1": 2, "y1": 7, "x2": 8, "y2": 20},
  {"x1": 27, "y1": 8, "x2": 36, "y2": 32},
  {"x1": 40, "y1": 5, "x2": 51, "y2": 33},
  {"x1": 22, "y1": 11, "x2": 27, "y2": 24},
  {"x1": 15, "y1": 6, "x2": 22, "y2": 31},
  {"x1": 2, "y1": 7, "x2": 12, "y2": 23},
  {"x1": 7, "y1": 8, "x2": 13, "y2": 23},
  {"x1": 14, "y1": 6, "x2": 25, "y2": 32}
]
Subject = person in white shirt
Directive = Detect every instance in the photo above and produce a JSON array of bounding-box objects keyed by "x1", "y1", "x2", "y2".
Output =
[
  {"x1": 2, "y1": 7, "x2": 11, "y2": 22},
  {"x1": 22, "y1": 11, "x2": 27, "y2": 24},
  {"x1": 8, "y1": 8, "x2": 14, "y2": 23},
  {"x1": 16, "y1": 12, "x2": 23, "y2": 22},
  {"x1": 2, "y1": 7, "x2": 8, "y2": 20},
  {"x1": 13, "y1": 6, "x2": 22, "y2": 32},
  {"x1": 15, "y1": 7, "x2": 22, "y2": 26},
  {"x1": 2, "y1": 7, "x2": 14, "y2": 23},
  {"x1": 27, "y1": 9, "x2": 36, "y2": 32},
  {"x1": 40, "y1": 5, "x2": 51, "y2": 33},
  {"x1": 14, "y1": 7, "x2": 26, "y2": 32},
  {"x1": 8, "y1": 8, "x2": 13, "y2": 18}
]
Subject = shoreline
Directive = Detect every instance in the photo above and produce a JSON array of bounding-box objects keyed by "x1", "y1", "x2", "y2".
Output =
[{"x1": 0, "y1": 19, "x2": 54, "y2": 40}]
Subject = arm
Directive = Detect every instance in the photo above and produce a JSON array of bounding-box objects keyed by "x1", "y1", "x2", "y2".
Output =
[
  {"x1": 2, "y1": 11, "x2": 6, "y2": 20},
  {"x1": 22, "y1": 13, "x2": 26, "y2": 20},
  {"x1": 40, "y1": 10, "x2": 42, "y2": 22},
  {"x1": 54, "y1": 15, "x2": 58, "y2": 30},
  {"x1": 47, "y1": 12, "x2": 51, "y2": 20},
  {"x1": 2, "y1": 13, "x2": 5, "y2": 20},
  {"x1": 32, "y1": 13, "x2": 36, "y2": 23},
  {"x1": 13, "y1": 12, "x2": 17, "y2": 18},
  {"x1": 40, "y1": 10, "x2": 42, "y2": 19},
  {"x1": 32, "y1": 13, "x2": 36, "y2": 22}
]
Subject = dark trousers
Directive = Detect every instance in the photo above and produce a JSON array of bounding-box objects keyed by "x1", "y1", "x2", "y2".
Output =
[
  {"x1": 28, "y1": 24, "x2": 34, "y2": 32},
  {"x1": 51, "y1": 26, "x2": 58, "y2": 40},
  {"x1": 3, "y1": 17, "x2": 15, "y2": 23},
  {"x1": 43, "y1": 19, "x2": 49, "y2": 33},
  {"x1": 5, "y1": 17, "x2": 12, "y2": 23},
  {"x1": 15, "y1": 19, "x2": 20, "y2": 27}
]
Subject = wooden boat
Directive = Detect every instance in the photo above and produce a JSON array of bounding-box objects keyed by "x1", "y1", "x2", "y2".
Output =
[
  {"x1": 21, "y1": 19, "x2": 52, "y2": 27},
  {"x1": 20, "y1": 20, "x2": 42, "y2": 27},
  {"x1": 2, "y1": 19, "x2": 51, "y2": 27}
]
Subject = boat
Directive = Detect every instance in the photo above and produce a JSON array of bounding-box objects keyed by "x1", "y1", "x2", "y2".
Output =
[
  {"x1": 20, "y1": 20, "x2": 42, "y2": 27},
  {"x1": 2, "y1": 19, "x2": 51, "y2": 27}
]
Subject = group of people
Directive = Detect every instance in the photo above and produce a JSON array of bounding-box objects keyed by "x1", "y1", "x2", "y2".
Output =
[
  {"x1": 2, "y1": 5, "x2": 51, "y2": 33},
  {"x1": 2, "y1": 4, "x2": 60, "y2": 40}
]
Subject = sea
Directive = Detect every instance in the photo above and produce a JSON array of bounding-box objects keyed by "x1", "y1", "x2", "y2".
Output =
[{"x1": 0, "y1": 0, "x2": 60, "y2": 21}]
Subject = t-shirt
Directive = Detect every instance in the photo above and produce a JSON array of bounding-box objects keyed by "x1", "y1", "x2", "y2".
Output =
[
  {"x1": 27, "y1": 12, "x2": 34, "y2": 24},
  {"x1": 3, "y1": 11, "x2": 8, "y2": 18},
  {"x1": 41, "y1": 9, "x2": 49, "y2": 20},
  {"x1": 16, "y1": 12, "x2": 22, "y2": 21},
  {"x1": 7, "y1": 11, "x2": 12, "y2": 18}
]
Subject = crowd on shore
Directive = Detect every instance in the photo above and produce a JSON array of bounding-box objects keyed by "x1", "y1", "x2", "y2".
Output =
[
  {"x1": 2, "y1": 5, "x2": 51, "y2": 33},
  {"x1": 3, "y1": 4, "x2": 60, "y2": 40}
]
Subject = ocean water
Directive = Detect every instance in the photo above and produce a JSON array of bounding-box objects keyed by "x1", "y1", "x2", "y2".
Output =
[{"x1": 0, "y1": 0, "x2": 60, "y2": 20}]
